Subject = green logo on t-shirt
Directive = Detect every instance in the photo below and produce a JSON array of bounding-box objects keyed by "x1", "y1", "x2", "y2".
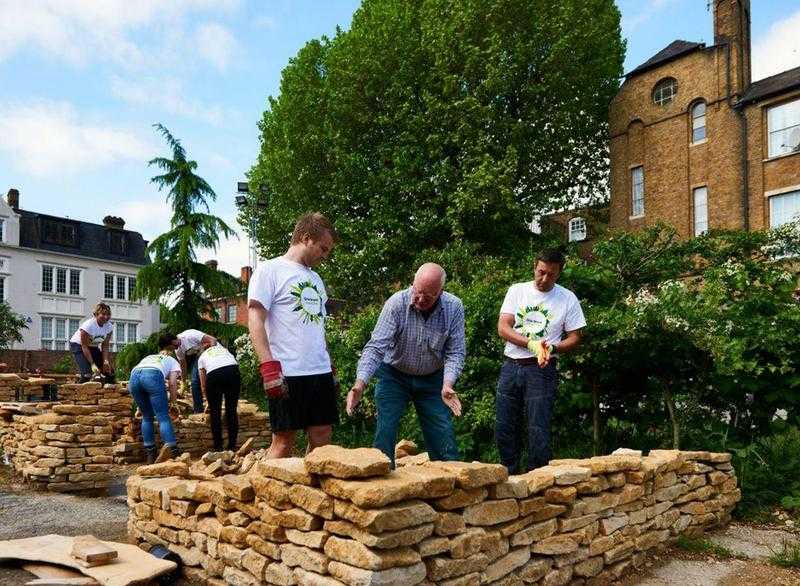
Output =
[
  {"x1": 515, "y1": 304, "x2": 551, "y2": 339},
  {"x1": 290, "y1": 280, "x2": 325, "y2": 324}
]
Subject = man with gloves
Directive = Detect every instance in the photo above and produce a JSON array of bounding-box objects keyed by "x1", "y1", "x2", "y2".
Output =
[
  {"x1": 495, "y1": 249, "x2": 585, "y2": 473},
  {"x1": 175, "y1": 329, "x2": 217, "y2": 413},
  {"x1": 247, "y1": 212, "x2": 339, "y2": 458}
]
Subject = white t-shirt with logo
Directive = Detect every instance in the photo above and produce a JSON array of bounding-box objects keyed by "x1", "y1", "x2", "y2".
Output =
[
  {"x1": 176, "y1": 329, "x2": 207, "y2": 361},
  {"x1": 500, "y1": 282, "x2": 586, "y2": 359},
  {"x1": 70, "y1": 318, "x2": 114, "y2": 346},
  {"x1": 131, "y1": 354, "x2": 181, "y2": 380},
  {"x1": 247, "y1": 257, "x2": 331, "y2": 376},
  {"x1": 197, "y1": 345, "x2": 238, "y2": 374}
]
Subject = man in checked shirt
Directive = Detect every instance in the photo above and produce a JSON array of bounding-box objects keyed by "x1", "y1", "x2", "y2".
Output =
[{"x1": 346, "y1": 263, "x2": 465, "y2": 465}]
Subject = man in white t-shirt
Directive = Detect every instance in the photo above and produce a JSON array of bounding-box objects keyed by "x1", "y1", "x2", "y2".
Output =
[
  {"x1": 496, "y1": 249, "x2": 586, "y2": 473},
  {"x1": 69, "y1": 302, "x2": 115, "y2": 383},
  {"x1": 174, "y1": 329, "x2": 217, "y2": 413},
  {"x1": 247, "y1": 212, "x2": 339, "y2": 459}
]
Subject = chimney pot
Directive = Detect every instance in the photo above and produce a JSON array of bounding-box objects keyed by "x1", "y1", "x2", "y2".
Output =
[
  {"x1": 102, "y1": 215, "x2": 125, "y2": 229},
  {"x1": 241, "y1": 266, "x2": 253, "y2": 284},
  {"x1": 205, "y1": 260, "x2": 218, "y2": 270},
  {"x1": 6, "y1": 188, "x2": 19, "y2": 210}
]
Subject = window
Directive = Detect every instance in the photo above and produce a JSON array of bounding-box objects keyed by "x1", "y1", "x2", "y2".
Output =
[
  {"x1": 110, "y1": 320, "x2": 139, "y2": 351},
  {"x1": 770, "y1": 189, "x2": 800, "y2": 228},
  {"x1": 652, "y1": 78, "x2": 678, "y2": 106},
  {"x1": 103, "y1": 273, "x2": 137, "y2": 301},
  {"x1": 109, "y1": 231, "x2": 128, "y2": 256},
  {"x1": 42, "y1": 219, "x2": 78, "y2": 247},
  {"x1": 568, "y1": 218, "x2": 587, "y2": 242},
  {"x1": 0, "y1": 276, "x2": 5, "y2": 302},
  {"x1": 691, "y1": 101, "x2": 706, "y2": 143},
  {"x1": 693, "y1": 186, "x2": 708, "y2": 236},
  {"x1": 0, "y1": 218, "x2": 5, "y2": 242},
  {"x1": 768, "y1": 99, "x2": 800, "y2": 158},
  {"x1": 631, "y1": 166, "x2": 645, "y2": 217},
  {"x1": 227, "y1": 304, "x2": 238, "y2": 323},
  {"x1": 40, "y1": 316, "x2": 80, "y2": 350},
  {"x1": 41, "y1": 264, "x2": 81, "y2": 296}
]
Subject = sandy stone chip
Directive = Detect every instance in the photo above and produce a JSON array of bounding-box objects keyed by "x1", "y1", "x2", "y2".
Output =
[
  {"x1": 424, "y1": 461, "x2": 508, "y2": 489},
  {"x1": 305, "y1": 445, "x2": 391, "y2": 479},
  {"x1": 333, "y1": 499, "x2": 437, "y2": 533},
  {"x1": 324, "y1": 536, "x2": 421, "y2": 570},
  {"x1": 321, "y1": 466, "x2": 455, "y2": 508},
  {"x1": 324, "y1": 520, "x2": 434, "y2": 549},
  {"x1": 256, "y1": 457, "x2": 318, "y2": 485}
]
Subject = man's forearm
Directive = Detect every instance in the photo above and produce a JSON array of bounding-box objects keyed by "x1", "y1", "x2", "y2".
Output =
[
  {"x1": 554, "y1": 332, "x2": 582, "y2": 354},
  {"x1": 248, "y1": 308, "x2": 273, "y2": 363},
  {"x1": 498, "y1": 323, "x2": 529, "y2": 348}
]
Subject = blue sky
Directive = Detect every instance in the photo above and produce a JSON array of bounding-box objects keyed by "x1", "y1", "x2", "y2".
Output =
[{"x1": 1, "y1": 0, "x2": 798, "y2": 275}]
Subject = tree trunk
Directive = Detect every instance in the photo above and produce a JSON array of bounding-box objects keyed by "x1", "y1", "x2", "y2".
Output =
[
  {"x1": 663, "y1": 384, "x2": 680, "y2": 449},
  {"x1": 592, "y1": 377, "x2": 601, "y2": 456}
]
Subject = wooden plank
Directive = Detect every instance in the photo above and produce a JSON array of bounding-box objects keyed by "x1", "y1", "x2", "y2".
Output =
[{"x1": 0, "y1": 534, "x2": 176, "y2": 586}]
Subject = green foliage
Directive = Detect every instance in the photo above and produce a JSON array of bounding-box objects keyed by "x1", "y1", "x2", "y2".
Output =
[
  {"x1": 114, "y1": 332, "x2": 160, "y2": 380},
  {"x1": 135, "y1": 124, "x2": 241, "y2": 334},
  {"x1": 233, "y1": 333, "x2": 267, "y2": 411},
  {"x1": 731, "y1": 425, "x2": 800, "y2": 518},
  {"x1": 51, "y1": 354, "x2": 74, "y2": 375},
  {"x1": 770, "y1": 541, "x2": 800, "y2": 568},
  {"x1": 247, "y1": 0, "x2": 625, "y2": 305},
  {"x1": 675, "y1": 535, "x2": 735, "y2": 558},
  {"x1": 0, "y1": 302, "x2": 26, "y2": 350}
]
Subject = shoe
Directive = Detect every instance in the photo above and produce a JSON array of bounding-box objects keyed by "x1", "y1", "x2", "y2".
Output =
[
  {"x1": 170, "y1": 445, "x2": 181, "y2": 459},
  {"x1": 144, "y1": 446, "x2": 157, "y2": 465}
]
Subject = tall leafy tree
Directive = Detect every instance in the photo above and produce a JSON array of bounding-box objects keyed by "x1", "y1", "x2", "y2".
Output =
[
  {"x1": 135, "y1": 124, "x2": 239, "y2": 332},
  {"x1": 0, "y1": 302, "x2": 26, "y2": 350},
  {"x1": 246, "y1": 0, "x2": 625, "y2": 304}
]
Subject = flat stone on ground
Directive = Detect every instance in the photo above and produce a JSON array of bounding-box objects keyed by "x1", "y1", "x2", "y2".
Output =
[{"x1": 256, "y1": 457, "x2": 317, "y2": 485}]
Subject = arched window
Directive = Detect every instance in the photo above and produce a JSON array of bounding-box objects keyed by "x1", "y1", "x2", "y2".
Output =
[
  {"x1": 691, "y1": 101, "x2": 707, "y2": 143},
  {"x1": 568, "y1": 217, "x2": 587, "y2": 242},
  {"x1": 652, "y1": 77, "x2": 678, "y2": 106}
]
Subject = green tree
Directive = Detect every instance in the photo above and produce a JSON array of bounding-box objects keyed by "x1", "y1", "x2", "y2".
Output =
[
  {"x1": 247, "y1": 0, "x2": 625, "y2": 304},
  {"x1": 0, "y1": 302, "x2": 26, "y2": 350},
  {"x1": 135, "y1": 124, "x2": 240, "y2": 334}
]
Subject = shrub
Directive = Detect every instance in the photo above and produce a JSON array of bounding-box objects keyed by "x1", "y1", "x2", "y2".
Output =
[{"x1": 51, "y1": 354, "x2": 74, "y2": 374}]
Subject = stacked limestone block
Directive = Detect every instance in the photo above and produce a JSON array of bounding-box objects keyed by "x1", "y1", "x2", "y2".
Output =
[
  {"x1": 0, "y1": 373, "x2": 57, "y2": 401},
  {"x1": 127, "y1": 447, "x2": 740, "y2": 586},
  {"x1": 3, "y1": 404, "x2": 114, "y2": 492},
  {"x1": 115, "y1": 400, "x2": 271, "y2": 464}
]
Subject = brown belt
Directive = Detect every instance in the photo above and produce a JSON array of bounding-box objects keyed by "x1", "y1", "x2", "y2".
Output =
[{"x1": 506, "y1": 357, "x2": 538, "y2": 365}]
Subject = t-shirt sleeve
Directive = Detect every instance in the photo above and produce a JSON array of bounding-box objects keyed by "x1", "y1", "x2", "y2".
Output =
[
  {"x1": 564, "y1": 294, "x2": 587, "y2": 332},
  {"x1": 247, "y1": 264, "x2": 275, "y2": 310},
  {"x1": 167, "y1": 357, "x2": 181, "y2": 374},
  {"x1": 499, "y1": 285, "x2": 518, "y2": 315},
  {"x1": 79, "y1": 319, "x2": 94, "y2": 335},
  {"x1": 197, "y1": 354, "x2": 207, "y2": 371}
]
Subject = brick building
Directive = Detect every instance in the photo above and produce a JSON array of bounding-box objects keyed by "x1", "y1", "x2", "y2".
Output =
[
  {"x1": 208, "y1": 262, "x2": 251, "y2": 327},
  {"x1": 609, "y1": 0, "x2": 800, "y2": 236}
]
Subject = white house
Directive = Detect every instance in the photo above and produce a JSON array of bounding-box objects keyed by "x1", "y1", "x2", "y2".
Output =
[{"x1": 0, "y1": 188, "x2": 160, "y2": 351}]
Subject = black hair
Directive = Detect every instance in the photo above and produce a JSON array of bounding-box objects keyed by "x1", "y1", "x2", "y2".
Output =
[
  {"x1": 158, "y1": 332, "x2": 178, "y2": 350},
  {"x1": 536, "y1": 248, "x2": 566, "y2": 270}
]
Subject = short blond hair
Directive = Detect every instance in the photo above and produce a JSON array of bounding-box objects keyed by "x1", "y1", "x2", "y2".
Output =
[
  {"x1": 93, "y1": 302, "x2": 111, "y2": 316},
  {"x1": 291, "y1": 212, "x2": 338, "y2": 245}
]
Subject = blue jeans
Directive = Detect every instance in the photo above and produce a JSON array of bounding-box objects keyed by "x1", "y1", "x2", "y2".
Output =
[
  {"x1": 129, "y1": 368, "x2": 177, "y2": 447},
  {"x1": 373, "y1": 364, "x2": 459, "y2": 466},
  {"x1": 185, "y1": 353, "x2": 203, "y2": 413},
  {"x1": 495, "y1": 359, "x2": 558, "y2": 473}
]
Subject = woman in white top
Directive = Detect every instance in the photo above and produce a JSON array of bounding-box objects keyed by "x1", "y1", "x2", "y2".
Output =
[
  {"x1": 197, "y1": 344, "x2": 240, "y2": 451},
  {"x1": 69, "y1": 302, "x2": 115, "y2": 383},
  {"x1": 129, "y1": 332, "x2": 182, "y2": 463},
  {"x1": 175, "y1": 329, "x2": 217, "y2": 414}
]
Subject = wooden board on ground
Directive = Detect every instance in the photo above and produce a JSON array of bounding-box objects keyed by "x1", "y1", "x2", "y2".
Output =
[{"x1": 0, "y1": 535, "x2": 176, "y2": 586}]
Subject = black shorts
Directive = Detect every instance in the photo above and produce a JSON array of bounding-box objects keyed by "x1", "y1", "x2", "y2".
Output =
[{"x1": 268, "y1": 372, "x2": 339, "y2": 432}]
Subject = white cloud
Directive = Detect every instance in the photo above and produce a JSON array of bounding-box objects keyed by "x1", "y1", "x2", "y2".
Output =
[
  {"x1": 621, "y1": 0, "x2": 681, "y2": 35},
  {"x1": 752, "y1": 10, "x2": 800, "y2": 81},
  {"x1": 0, "y1": 0, "x2": 241, "y2": 68},
  {"x1": 195, "y1": 23, "x2": 239, "y2": 72},
  {"x1": 0, "y1": 100, "x2": 152, "y2": 176},
  {"x1": 196, "y1": 212, "x2": 249, "y2": 276},
  {"x1": 116, "y1": 197, "x2": 173, "y2": 242},
  {"x1": 110, "y1": 75, "x2": 232, "y2": 126}
]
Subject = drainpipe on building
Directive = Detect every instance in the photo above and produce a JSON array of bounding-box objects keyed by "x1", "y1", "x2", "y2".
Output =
[{"x1": 723, "y1": 41, "x2": 750, "y2": 232}]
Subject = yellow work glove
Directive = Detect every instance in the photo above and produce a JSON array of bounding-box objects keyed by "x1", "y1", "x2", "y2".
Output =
[{"x1": 91, "y1": 364, "x2": 100, "y2": 374}]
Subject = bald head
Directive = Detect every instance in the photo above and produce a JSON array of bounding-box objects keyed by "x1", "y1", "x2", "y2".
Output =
[{"x1": 411, "y1": 263, "x2": 446, "y2": 312}]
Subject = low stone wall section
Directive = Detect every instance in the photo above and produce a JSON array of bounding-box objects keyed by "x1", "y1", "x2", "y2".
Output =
[{"x1": 126, "y1": 446, "x2": 741, "y2": 585}]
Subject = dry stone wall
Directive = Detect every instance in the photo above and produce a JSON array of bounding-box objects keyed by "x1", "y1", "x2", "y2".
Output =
[{"x1": 126, "y1": 445, "x2": 741, "y2": 586}]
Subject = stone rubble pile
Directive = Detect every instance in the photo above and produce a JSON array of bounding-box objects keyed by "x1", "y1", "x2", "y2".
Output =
[
  {"x1": 114, "y1": 401, "x2": 271, "y2": 463},
  {"x1": 127, "y1": 445, "x2": 740, "y2": 585},
  {"x1": 2, "y1": 403, "x2": 115, "y2": 492}
]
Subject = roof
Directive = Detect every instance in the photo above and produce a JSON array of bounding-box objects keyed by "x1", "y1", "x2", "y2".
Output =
[
  {"x1": 17, "y1": 209, "x2": 149, "y2": 265},
  {"x1": 626, "y1": 40, "x2": 705, "y2": 79},
  {"x1": 738, "y1": 65, "x2": 800, "y2": 107}
]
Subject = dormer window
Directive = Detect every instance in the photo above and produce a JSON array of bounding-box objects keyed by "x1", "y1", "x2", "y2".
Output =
[
  {"x1": 42, "y1": 219, "x2": 78, "y2": 247},
  {"x1": 568, "y1": 217, "x2": 587, "y2": 242},
  {"x1": 652, "y1": 77, "x2": 678, "y2": 106},
  {"x1": 109, "y1": 231, "x2": 128, "y2": 255}
]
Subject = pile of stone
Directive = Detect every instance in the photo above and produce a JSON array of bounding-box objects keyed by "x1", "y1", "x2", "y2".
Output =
[
  {"x1": 2, "y1": 404, "x2": 114, "y2": 492},
  {"x1": 115, "y1": 401, "x2": 270, "y2": 463},
  {"x1": 0, "y1": 373, "x2": 57, "y2": 402},
  {"x1": 126, "y1": 446, "x2": 740, "y2": 585}
]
